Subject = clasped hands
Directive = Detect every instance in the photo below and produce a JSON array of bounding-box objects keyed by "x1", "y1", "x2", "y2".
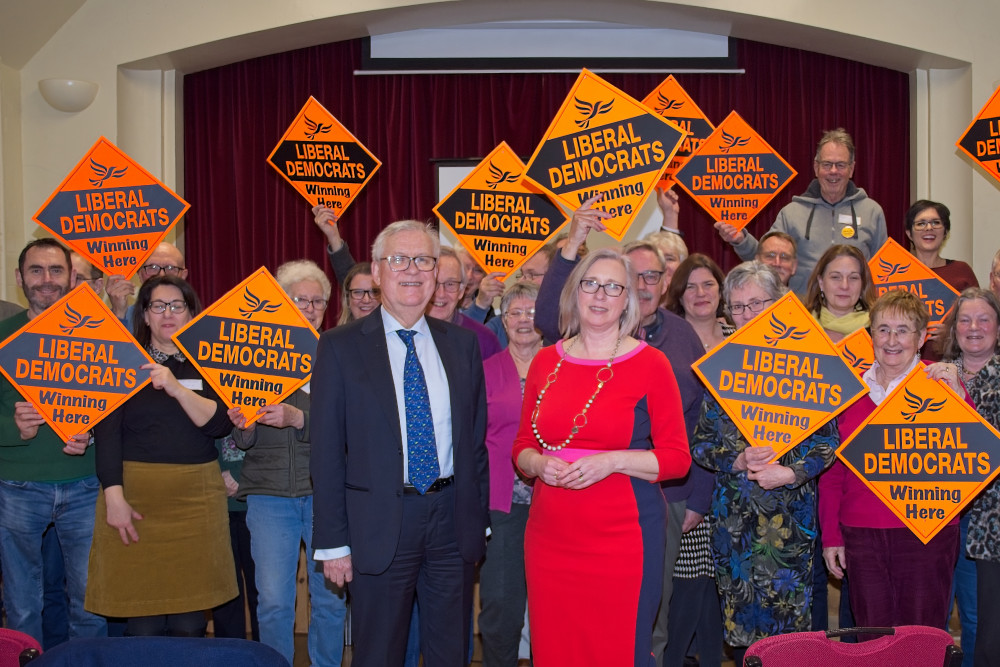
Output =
[
  {"x1": 533, "y1": 452, "x2": 615, "y2": 490},
  {"x1": 736, "y1": 445, "x2": 796, "y2": 490}
]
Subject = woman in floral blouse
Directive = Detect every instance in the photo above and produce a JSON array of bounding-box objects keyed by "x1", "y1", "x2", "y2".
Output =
[{"x1": 691, "y1": 261, "x2": 837, "y2": 666}]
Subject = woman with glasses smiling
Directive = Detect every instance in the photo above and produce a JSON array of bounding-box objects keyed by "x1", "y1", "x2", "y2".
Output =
[
  {"x1": 905, "y1": 200, "x2": 978, "y2": 293},
  {"x1": 229, "y1": 260, "x2": 346, "y2": 667},
  {"x1": 512, "y1": 248, "x2": 691, "y2": 666},
  {"x1": 479, "y1": 281, "x2": 542, "y2": 667},
  {"x1": 88, "y1": 276, "x2": 237, "y2": 637},
  {"x1": 820, "y1": 290, "x2": 962, "y2": 636},
  {"x1": 691, "y1": 261, "x2": 838, "y2": 666},
  {"x1": 904, "y1": 200, "x2": 979, "y2": 365},
  {"x1": 338, "y1": 262, "x2": 379, "y2": 325}
]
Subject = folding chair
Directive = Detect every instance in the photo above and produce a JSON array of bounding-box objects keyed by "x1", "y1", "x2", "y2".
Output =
[{"x1": 744, "y1": 626, "x2": 962, "y2": 666}]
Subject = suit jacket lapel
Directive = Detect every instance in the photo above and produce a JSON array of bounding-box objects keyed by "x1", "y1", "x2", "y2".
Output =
[{"x1": 360, "y1": 307, "x2": 403, "y2": 448}]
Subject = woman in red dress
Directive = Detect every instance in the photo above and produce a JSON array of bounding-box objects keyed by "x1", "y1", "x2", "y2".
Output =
[{"x1": 513, "y1": 247, "x2": 691, "y2": 667}]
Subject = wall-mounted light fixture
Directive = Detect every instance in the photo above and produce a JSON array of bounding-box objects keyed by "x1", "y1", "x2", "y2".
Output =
[{"x1": 38, "y1": 78, "x2": 99, "y2": 112}]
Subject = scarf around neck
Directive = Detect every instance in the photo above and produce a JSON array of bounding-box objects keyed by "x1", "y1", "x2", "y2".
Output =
[{"x1": 818, "y1": 306, "x2": 869, "y2": 336}]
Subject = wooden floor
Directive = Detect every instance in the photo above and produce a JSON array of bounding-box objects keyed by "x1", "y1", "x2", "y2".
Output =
[{"x1": 291, "y1": 580, "x2": 965, "y2": 666}]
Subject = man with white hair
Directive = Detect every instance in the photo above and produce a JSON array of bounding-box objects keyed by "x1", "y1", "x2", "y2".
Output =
[{"x1": 311, "y1": 220, "x2": 489, "y2": 667}]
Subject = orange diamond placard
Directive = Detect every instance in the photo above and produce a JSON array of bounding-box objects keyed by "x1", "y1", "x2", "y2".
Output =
[
  {"x1": 523, "y1": 69, "x2": 687, "y2": 241},
  {"x1": 674, "y1": 111, "x2": 797, "y2": 231},
  {"x1": 433, "y1": 143, "x2": 569, "y2": 279},
  {"x1": 173, "y1": 267, "x2": 319, "y2": 426},
  {"x1": 641, "y1": 75, "x2": 715, "y2": 191},
  {"x1": 836, "y1": 328, "x2": 874, "y2": 381},
  {"x1": 957, "y1": 85, "x2": 1000, "y2": 185},
  {"x1": 32, "y1": 137, "x2": 190, "y2": 280},
  {"x1": 837, "y1": 364, "x2": 1000, "y2": 543},
  {"x1": 0, "y1": 284, "x2": 153, "y2": 441},
  {"x1": 267, "y1": 96, "x2": 381, "y2": 215},
  {"x1": 868, "y1": 238, "x2": 960, "y2": 325},
  {"x1": 693, "y1": 293, "x2": 867, "y2": 459}
]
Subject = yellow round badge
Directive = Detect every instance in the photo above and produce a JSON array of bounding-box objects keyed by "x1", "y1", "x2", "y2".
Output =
[{"x1": 841, "y1": 226, "x2": 855, "y2": 239}]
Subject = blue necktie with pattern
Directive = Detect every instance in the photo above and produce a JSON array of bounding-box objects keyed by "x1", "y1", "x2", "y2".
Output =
[{"x1": 396, "y1": 329, "x2": 440, "y2": 494}]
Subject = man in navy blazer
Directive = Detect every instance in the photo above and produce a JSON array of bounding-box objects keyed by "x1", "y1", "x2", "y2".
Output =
[{"x1": 311, "y1": 219, "x2": 489, "y2": 667}]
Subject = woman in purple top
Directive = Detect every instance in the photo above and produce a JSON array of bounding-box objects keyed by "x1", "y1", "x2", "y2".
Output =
[{"x1": 479, "y1": 281, "x2": 542, "y2": 667}]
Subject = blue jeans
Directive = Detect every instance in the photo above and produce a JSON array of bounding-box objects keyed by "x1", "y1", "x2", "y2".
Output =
[
  {"x1": 246, "y1": 495, "x2": 346, "y2": 667},
  {"x1": 41, "y1": 525, "x2": 69, "y2": 648},
  {"x1": 952, "y1": 513, "x2": 976, "y2": 667},
  {"x1": 0, "y1": 476, "x2": 107, "y2": 643}
]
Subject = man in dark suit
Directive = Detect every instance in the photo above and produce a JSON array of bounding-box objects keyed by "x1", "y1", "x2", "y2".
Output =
[{"x1": 311, "y1": 219, "x2": 489, "y2": 667}]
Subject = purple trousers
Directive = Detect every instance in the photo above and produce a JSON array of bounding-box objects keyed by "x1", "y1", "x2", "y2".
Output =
[{"x1": 842, "y1": 525, "x2": 958, "y2": 631}]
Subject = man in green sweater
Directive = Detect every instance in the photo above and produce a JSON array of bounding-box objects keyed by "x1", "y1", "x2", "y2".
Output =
[{"x1": 0, "y1": 238, "x2": 107, "y2": 642}]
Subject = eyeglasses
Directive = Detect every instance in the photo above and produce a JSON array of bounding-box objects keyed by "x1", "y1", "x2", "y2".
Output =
[
  {"x1": 579, "y1": 279, "x2": 625, "y2": 297},
  {"x1": 912, "y1": 219, "x2": 944, "y2": 231},
  {"x1": 726, "y1": 298, "x2": 773, "y2": 315},
  {"x1": 761, "y1": 251, "x2": 795, "y2": 263},
  {"x1": 435, "y1": 280, "x2": 463, "y2": 294},
  {"x1": 634, "y1": 270, "x2": 664, "y2": 285},
  {"x1": 147, "y1": 300, "x2": 188, "y2": 314},
  {"x1": 815, "y1": 161, "x2": 852, "y2": 172},
  {"x1": 347, "y1": 288, "x2": 379, "y2": 302},
  {"x1": 873, "y1": 325, "x2": 919, "y2": 340},
  {"x1": 381, "y1": 255, "x2": 437, "y2": 272},
  {"x1": 140, "y1": 263, "x2": 185, "y2": 276},
  {"x1": 517, "y1": 270, "x2": 546, "y2": 281},
  {"x1": 293, "y1": 296, "x2": 329, "y2": 310},
  {"x1": 504, "y1": 308, "x2": 536, "y2": 320}
]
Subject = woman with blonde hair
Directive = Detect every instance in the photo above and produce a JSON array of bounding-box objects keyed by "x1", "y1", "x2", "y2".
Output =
[{"x1": 513, "y1": 247, "x2": 691, "y2": 666}]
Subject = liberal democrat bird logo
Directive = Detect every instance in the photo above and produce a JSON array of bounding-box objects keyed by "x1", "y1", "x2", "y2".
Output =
[
  {"x1": 877, "y1": 257, "x2": 911, "y2": 282},
  {"x1": 88, "y1": 159, "x2": 128, "y2": 187},
  {"x1": 763, "y1": 314, "x2": 808, "y2": 346},
  {"x1": 239, "y1": 288, "x2": 281, "y2": 319},
  {"x1": 842, "y1": 346, "x2": 872, "y2": 374},
  {"x1": 574, "y1": 97, "x2": 614, "y2": 129},
  {"x1": 901, "y1": 388, "x2": 946, "y2": 422},
  {"x1": 719, "y1": 131, "x2": 751, "y2": 154},
  {"x1": 303, "y1": 116, "x2": 332, "y2": 140},
  {"x1": 485, "y1": 161, "x2": 520, "y2": 190},
  {"x1": 59, "y1": 304, "x2": 105, "y2": 335},
  {"x1": 654, "y1": 93, "x2": 684, "y2": 114}
]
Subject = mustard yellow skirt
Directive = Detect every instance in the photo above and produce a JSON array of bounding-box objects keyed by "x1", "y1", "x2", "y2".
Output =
[{"x1": 85, "y1": 461, "x2": 237, "y2": 617}]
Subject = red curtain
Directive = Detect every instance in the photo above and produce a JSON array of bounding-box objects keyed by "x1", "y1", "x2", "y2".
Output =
[{"x1": 183, "y1": 38, "x2": 909, "y2": 325}]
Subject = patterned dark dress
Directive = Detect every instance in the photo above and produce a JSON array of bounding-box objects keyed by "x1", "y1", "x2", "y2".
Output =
[
  {"x1": 691, "y1": 395, "x2": 837, "y2": 647},
  {"x1": 963, "y1": 354, "x2": 1000, "y2": 561}
]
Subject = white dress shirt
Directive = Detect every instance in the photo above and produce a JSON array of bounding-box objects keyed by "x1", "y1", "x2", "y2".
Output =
[{"x1": 315, "y1": 309, "x2": 453, "y2": 561}]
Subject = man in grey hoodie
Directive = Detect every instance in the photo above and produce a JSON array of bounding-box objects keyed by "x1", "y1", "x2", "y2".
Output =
[{"x1": 716, "y1": 128, "x2": 887, "y2": 296}]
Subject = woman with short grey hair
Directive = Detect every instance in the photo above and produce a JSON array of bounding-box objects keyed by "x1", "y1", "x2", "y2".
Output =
[{"x1": 693, "y1": 260, "x2": 836, "y2": 666}]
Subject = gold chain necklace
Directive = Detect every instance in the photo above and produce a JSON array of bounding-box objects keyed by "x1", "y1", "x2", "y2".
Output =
[{"x1": 531, "y1": 336, "x2": 622, "y2": 451}]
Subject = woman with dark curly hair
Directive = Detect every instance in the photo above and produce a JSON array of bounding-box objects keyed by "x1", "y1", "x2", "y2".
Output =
[{"x1": 665, "y1": 253, "x2": 733, "y2": 352}]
